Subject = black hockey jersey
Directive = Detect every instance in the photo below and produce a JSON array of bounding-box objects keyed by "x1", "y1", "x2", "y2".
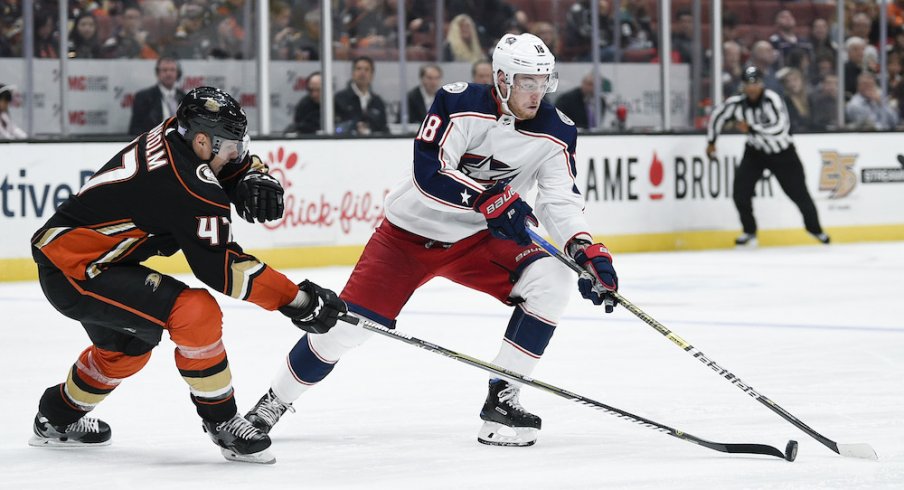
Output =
[{"x1": 31, "y1": 118, "x2": 298, "y2": 310}]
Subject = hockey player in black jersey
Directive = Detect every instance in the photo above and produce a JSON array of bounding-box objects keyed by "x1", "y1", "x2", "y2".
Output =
[{"x1": 28, "y1": 87, "x2": 346, "y2": 464}]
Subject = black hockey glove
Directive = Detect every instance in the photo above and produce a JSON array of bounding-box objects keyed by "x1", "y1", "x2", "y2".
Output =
[
  {"x1": 568, "y1": 238, "x2": 618, "y2": 313},
  {"x1": 278, "y1": 280, "x2": 348, "y2": 334},
  {"x1": 473, "y1": 182, "x2": 538, "y2": 246},
  {"x1": 234, "y1": 156, "x2": 284, "y2": 223}
]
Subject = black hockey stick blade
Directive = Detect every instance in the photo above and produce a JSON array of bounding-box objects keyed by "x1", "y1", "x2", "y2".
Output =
[{"x1": 341, "y1": 314, "x2": 794, "y2": 461}]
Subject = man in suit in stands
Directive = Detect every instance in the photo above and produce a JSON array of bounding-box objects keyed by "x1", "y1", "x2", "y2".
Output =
[
  {"x1": 405, "y1": 64, "x2": 442, "y2": 124},
  {"x1": 555, "y1": 72, "x2": 608, "y2": 130},
  {"x1": 128, "y1": 57, "x2": 185, "y2": 136},
  {"x1": 334, "y1": 56, "x2": 389, "y2": 135}
]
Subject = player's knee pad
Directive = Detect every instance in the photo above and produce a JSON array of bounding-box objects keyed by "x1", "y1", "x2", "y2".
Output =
[
  {"x1": 306, "y1": 312, "x2": 374, "y2": 363},
  {"x1": 166, "y1": 289, "x2": 225, "y2": 368},
  {"x1": 511, "y1": 257, "x2": 572, "y2": 324}
]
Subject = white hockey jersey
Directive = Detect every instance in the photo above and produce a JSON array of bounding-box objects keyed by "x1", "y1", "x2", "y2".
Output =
[{"x1": 384, "y1": 82, "x2": 591, "y2": 248}]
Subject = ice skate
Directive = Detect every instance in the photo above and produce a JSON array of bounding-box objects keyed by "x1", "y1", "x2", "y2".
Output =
[
  {"x1": 811, "y1": 232, "x2": 831, "y2": 244},
  {"x1": 244, "y1": 388, "x2": 295, "y2": 434},
  {"x1": 29, "y1": 412, "x2": 112, "y2": 447},
  {"x1": 734, "y1": 233, "x2": 758, "y2": 247},
  {"x1": 202, "y1": 414, "x2": 275, "y2": 464},
  {"x1": 477, "y1": 379, "x2": 541, "y2": 447}
]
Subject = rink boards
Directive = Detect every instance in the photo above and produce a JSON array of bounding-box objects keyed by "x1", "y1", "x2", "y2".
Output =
[{"x1": 1, "y1": 132, "x2": 903, "y2": 281}]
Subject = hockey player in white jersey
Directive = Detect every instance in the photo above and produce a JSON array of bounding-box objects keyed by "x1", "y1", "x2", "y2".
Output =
[{"x1": 246, "y1": 33, "x2": 618, "y2": 447}]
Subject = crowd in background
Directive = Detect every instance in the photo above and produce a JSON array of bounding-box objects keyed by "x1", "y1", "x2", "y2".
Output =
[{"x1": 1, "y1": 0, "x2": 904, "y2": 135}]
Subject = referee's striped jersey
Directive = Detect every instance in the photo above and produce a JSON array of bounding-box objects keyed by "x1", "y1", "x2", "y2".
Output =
[{"x1": 706, "y1": 88, "x2": 793, "y2": 154}]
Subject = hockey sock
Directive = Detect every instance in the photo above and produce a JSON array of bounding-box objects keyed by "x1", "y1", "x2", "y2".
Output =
[
  {"x1": 167, "y1": 289, "x2": 235, "y2": 422},
  {"x1": 272, "y1": 334, "x2": 337, "y2": 402},
  {"x1": 39, "y1": 346, "x2": 151, "y2": 426},
  {"x1": 175, "y1": 347, "x2": 235, "y2": 423},
  {"x1": 491, "y1": 305, "x2": 556, "y2": 385}
]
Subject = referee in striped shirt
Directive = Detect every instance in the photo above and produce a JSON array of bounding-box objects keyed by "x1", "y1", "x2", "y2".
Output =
[{"x1": 707, "y1": 66, "x2": 829, "y2": 247}]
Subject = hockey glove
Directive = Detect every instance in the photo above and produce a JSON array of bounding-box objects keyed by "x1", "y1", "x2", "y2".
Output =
[
  {"x1": 568, "y1": 238, "x2": 618, "y2": 313},
  {"x1": 473, "y1": 182, "x2": 538, "y2": 246},
  {"x1": 234, "y1": 156, "x2": 285, "y2": 223},
  {"x1": 278, "y1": 280, "x2": 348, "y2": 334}
]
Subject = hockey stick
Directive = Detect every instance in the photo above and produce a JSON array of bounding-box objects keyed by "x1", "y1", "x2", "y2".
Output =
[
  {"x1": 339, "y1": 314, "x2": 796, "y2": 461},
  {"x1": 525, "y1": 227, "x2": 878, "y2": 461}
]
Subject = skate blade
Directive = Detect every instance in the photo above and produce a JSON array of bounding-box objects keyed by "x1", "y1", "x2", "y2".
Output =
[
  {"x1": 220, "y1": 447, "x2": 276, "y2": 464},
  {"x1": 28, "y1": 435, "x2": 112, "y2": 448},
  {"x1": 477, "y1": 421, "x2": 538, "y2": 447},
  {"x1": 735, "y1": 239, "x2": 758, "y2": 248}
]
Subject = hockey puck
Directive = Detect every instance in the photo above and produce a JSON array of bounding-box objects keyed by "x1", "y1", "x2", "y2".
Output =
[{"x1": 785, "y1": 440, "x2": 799, "y2": 462}]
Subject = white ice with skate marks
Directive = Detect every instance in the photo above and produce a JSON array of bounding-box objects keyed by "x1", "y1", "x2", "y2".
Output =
[{"x1": 0, "y1": 242, "x2": 902, "y2": 489}]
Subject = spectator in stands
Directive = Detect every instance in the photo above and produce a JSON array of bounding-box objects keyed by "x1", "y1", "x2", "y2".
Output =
[
  {"x1": 890, "y1": 54, "x2": 904, "y2": 120},
  {"x1": 850, "y1": 13, "x2": 873, "y2": 45},
  {"x1": 779, "y1": 68, "x2": 815, "y2": 132},
  {"x1": 102, "y1": 6, "x2": 158, "y2": 59},
  {"x1": 34, "y1": 11, "x2": 59, "y2": 58},
  {"x1": 846, "y1": 72, "x2": 899, "y2": 130},
  {"x1": 555, "y1": 72, "x2": 609, "y2": 130},
  {"x1": 443, "y1": 14, "x2": 483, "y2": 63},
  {"x1": 169, "y1": 2, "x2": 216, "y2": 60},
  {"x1": 68, "y1": 12, "x2": 102, "y2": 59},
  {"x1": 769, "y1": 10, "x2": 812, "y2": 69},
  {"x1": 890, "y1": 0, "x2": 904, "y2": 29},
  {"x1": 447, "y1": 0, "x2": 520, "y2": 50},
  {"x1": 809, "y1": 18, "x2": 836, "y2": 62},
  {"x1": 128, "y1": 57, "x2": 185, "y2": 136},
  {"x1": 472, "y1": 60, "x2": 493, "y2": 84},
  {"x1": 814, "y1": 52, "x2": 836, "y2": 84},
  {"x1": 722, "y1": 40, "x2": 744, "y2": 95},
  {"x1": 334, "y1": 56, "x2": 388, "y2": 135},
  {"x1": 405, "y1": 64, "x2": 442, "y2": 124},
  {"x1": 0, "y1": 83, "x2": 26, "y2": 139},
  {"x1": 672, "y1": 8, "x2": 694, "y2": 64},
  {"x1": 749, "y1": 41, "x2": 783, "y2": 93},
  {"x1": 890, "y1": 25, "x2": 904, "y2": 59},
  {"x1": 288, "y1": 72, "x2": 321, "y2": 134},
  {"x1": 213, "y1": 0, "x2": 247, "y2": 58},
  {"x1": 618, "y1": 0, "x2": 656, "y2": 51},
  {"x1": 270, "y1": 0, "x2": 320, "y2": 61},
  {"x1": 0, "y1": 1, "x2": 18, "y2": 57},
  {"x1": 271, "y1": 1, "x2": 294, "y2": 60},
  {"x1": 785, "y1": 47, "x2": 814, "y2": 87},
  {"x1": 565, "y1": 0, "x2": 615, "y2": 62},
  {"x1": 530, "y1": 21, "x2": 559, "y2": 58},
  {"x1": 810, "y1": 74, "x2": 839, "y2": 131},
  {"x1": 844, "y1": 37, "x2": 867, "y2": 99},
  {"x1": 295, "y1": 9, "x2": 321, "y2": 61},
  {"x1": 342, "y1": 0, "x2": 390, "y2": 49}
]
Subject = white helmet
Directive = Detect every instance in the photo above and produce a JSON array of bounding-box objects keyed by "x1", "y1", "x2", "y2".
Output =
[{"x1": 491, "y1": 33, "x2": 558, "y2": 113}]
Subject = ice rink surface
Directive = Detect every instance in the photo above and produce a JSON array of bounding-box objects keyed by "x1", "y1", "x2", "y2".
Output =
[{"x1": 1, "y1": 242, "x2": 902, "y2": 489}]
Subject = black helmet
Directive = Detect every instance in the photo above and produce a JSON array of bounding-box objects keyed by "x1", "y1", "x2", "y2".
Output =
[
  {"x1": 741, "y1": 66, "x2": 764, "y2": 84},
  {"x1": 177, "y1": 86, "x2": 248, "y2": 159}
]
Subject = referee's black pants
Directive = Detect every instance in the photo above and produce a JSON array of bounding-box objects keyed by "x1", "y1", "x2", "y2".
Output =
[{"x1": 733, "y1": 144, "x2": 824, "y2": 236}]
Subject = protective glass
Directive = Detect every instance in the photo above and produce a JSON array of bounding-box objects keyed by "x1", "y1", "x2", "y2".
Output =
[{"x1": 512, "y1": 73, "x2": 559, "y2": 94}]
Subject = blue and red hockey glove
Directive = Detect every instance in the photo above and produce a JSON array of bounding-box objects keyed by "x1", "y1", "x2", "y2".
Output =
[
  {"x1": 474, "y1": 182, "x2": 538, "y2": 246},
  {"x1": 568, "y1": 238, "x2": 618, "y2": 313}
]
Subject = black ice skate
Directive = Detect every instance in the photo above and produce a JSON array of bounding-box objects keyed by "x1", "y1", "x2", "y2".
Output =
[
  {"x1": 478, "y1": 379, "x2": 541, "y2": 447},
  {"x1": 202, "y1": 414, "x2": 275, "y2": 464},
  {"x1": 29, "y1": 412, "x2": 112, "y2": 447},
  {"x1": 244, "y1": 388, "x2": 295, "y2": 434},
  {"x1": 734, "y1": 233, "x2": 758, "y2": 247},
  {"x1": 811, "y1": 232, "x2": 831, "y2": 244}
]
